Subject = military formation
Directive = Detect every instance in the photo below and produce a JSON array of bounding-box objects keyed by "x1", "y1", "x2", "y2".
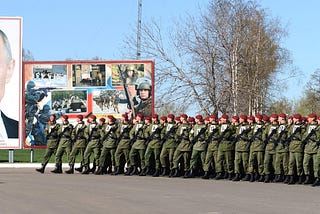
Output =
[{"x1": 36, "y1": 112, "x2": 320, "y2": 187}]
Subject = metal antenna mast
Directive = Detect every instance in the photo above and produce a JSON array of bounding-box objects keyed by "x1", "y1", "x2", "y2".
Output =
[{"x1": 136, "y1": 0, "x2": 142, "y2": 59}]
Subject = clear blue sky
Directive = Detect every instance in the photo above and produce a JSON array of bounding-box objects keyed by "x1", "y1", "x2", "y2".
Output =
[{"x1": 1, "y1": 0, "x2": 319, "y2": 100}]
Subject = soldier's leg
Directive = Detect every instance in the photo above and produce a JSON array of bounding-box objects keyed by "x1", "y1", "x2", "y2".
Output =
[
  {"x1": 215, "y1": 150, "x2": 225, "y2": 179},
  {"x1": 257, "y1": 151, "x2": 264, "y2": 177},
  {"x1": 129, "y1": 147, "x2": 138, "y2": 167},
  {"x1": 183, "y1": 151, "x2": 191, "y2": 172},
  {"x1": 313, "y1": 154, "x2": 318, "y2": 179},
  {"x1": 172, "y1": 149, "x2": 182, "y2": 169},
  {"x1": 203, "y1": 150, "x2": 213, "y2": 172},
  {"x1": 296, "y1": 152, "x2": 303, "y2": 177},
  {"x1": 225, "y1": 150, "x2": 234, "y2": 175},
  {"x1": 42, "y1": 148, "x2": 55, "y2": 166},
  {"x1": 303, "y1": 153, "x2": 311, "y2": 176},
  {"x1": 98, "y1": 146, "x2": 108, "y2": 167},
  {"x1": 54, "y1": 146, "x2": 65, "y2": 166},
  {"x1": 234, "y1": 151, "x2": 241, "y2": 174},
  {"x1": 115, "y1": 147, "x2": 123, "y2": 167},
  {"x1": 247, "y1": 151, "x2": 255, "y2": 174},
  {"x1": 160, "y1": 147, "x2": 168, "y2": 168},
  {"x1": 200, "y1": 150, "x2": 206, "y2": 171},
  {"x1": 168, "y1": 148, "x2": 175, "y2": 170},
  {"x1": 283, "y1": 152, "x2": 289, "y2": 176},
  {"x1": 144, "y1": 146, "x2": 152, "y2": 169},
  {"x1": 154, "y1": 147, "x2": 161, "y2": 170},
  {"x1": 263, "y1": 151, "x2": 271, "y2": 175},
  {"x1": 93, "y1": 146, "x2": 101, "y2": 168},
  {"x1": 190, "y1": 149, "x2": 198, "y2": 170},
  {"x1": 110, "y1": 148, "x2": 116, "y2": 169},
  {"x1": 139, "y1": 149, "x2": 146, "y2": 170}
]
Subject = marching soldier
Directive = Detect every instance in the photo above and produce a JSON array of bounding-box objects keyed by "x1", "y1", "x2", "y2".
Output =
[
  {"x1": 113, "y1": 114, "x2": 132, "y2": 175},
  {"x1": 36, "y1": 114, "x2": 60, "y2": 173},
  {"x1": 215, "y1": 114, "x2": 236, "y2": 180},
  {"x1": 96, "y1": 115, "x2": 118, "y2": 175},
  {"x1": 247, "y1": 114, "x2": 265, "y2": 182},
  {"x1": 186, "y1": 114, "x2": 207, "y2": 178},
  {"x1": 65, "y1": 115, "x2": 87, "y2": 174},
  {"x1": 160, "y1": 114, "x2": 177, "y2": 176},
  {"x1": 273, "y1": 113, "x2": 289, "y2": 183},
  {"x1": 143, "y1": 114, "x2": 164, "y2": 177},
  {"x1": 302, "y1": 113, "x2": 319, "y2": 185},
  {"x1": 202, "y1": 114, "x2": 219, "y2": 179},
  {"x1": 82, "y1": 114, "x2": 101, "y2": 174},
  {"x1": 171, "y1": 114, "x2": 192, "y2": 177},
  {"x1": 51, "y1": 115, "x2": 73, "y2": 174},
  {"x1": 262, "y1": 114, "x2": 279, "y2": 182},
  {"x1": 233, "y1": 115, "x2": 251, "y2": 181},
  {"x1": 287, "y1": 114, "x2": 306, "y2": 184},
  {"x1": 127, "y1": 113, "x2": 147, "y2": 175}
]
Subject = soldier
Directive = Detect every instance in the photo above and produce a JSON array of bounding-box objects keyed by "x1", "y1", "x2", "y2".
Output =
[
  {"x1": 312, "y1": 116, "x2": 320, "y2": 186},
  {"x1": 233, "y1": 114, "x2": 251, "y2": 181},
  {"x1": 215, "y1": 114, "x2": 236, "y2": 180},
  {"x1": 202, "y1": 114, "x2": 219, "y2": 179},
  {"x1": 36, "y1": 114, "x2": 60, "y2": 173},
  {"x1": 51, "y1": 115, "x2": 73, "y2": 174},
  {"x1": 96, "y1": 115, "x2": 118, "y2": 175},
  {"x1": 142, "y1": 114, "x2": 163, "y2": 177},
  {"x1": 171, "y1": 114, "x2": 192, "y2": 177},
  {"x1": 262, "y1": 114, "x2": 279, "y2": 182},
  {"x1": 65, "y1": 115, "x2": 87, "y2": 174},
  {"x1": 247, "y1": 114, "x2": 265, "y2": 182},
  {"x1": 302, "y1": 113, "x2": 319, "y2": 185},
  {"x1": 159, "y1": 114, "x2": 176, "y2": 176},
  {"x1": 186, "y1": 114, "x2": 207, "y2": 178},
  {"x1": 287, "y1": 113, "x2": 306, "y2": 184},
  {"x1": 273, "y1": 113, "x2": 289, "y2": 183},
  {"x1": 132, "y1": 78, "x2": 152, "y2": 117},
  {"x1": 82, "y1": 114, "x2": 101, "y2": 174},
  {"x1": 113, "y1": 114, "x2": 132, "y2": 175},
  {"x1": 127, "y1": 113, "x2": 147, "y2": 175}
]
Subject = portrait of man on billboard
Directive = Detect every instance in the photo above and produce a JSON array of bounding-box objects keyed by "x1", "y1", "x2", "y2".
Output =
[{"x1": 0, "y1": 27, "x2": 19, "y2": 140}]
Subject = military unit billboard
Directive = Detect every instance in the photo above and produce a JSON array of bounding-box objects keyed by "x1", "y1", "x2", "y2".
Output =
[
  {"x1": 23, "y1": 60, "x2": 154, "y2": 148},
  {"x1": 0, "y1": 17, "x2": 23, "y2": 149}
]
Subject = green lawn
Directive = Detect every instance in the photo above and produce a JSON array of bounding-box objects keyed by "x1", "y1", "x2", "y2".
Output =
[{"x1": 0, "y1": 149, "x2": 86, "y2": 163}]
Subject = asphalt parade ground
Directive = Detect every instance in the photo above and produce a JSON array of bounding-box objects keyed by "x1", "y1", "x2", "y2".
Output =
[{"x1": 0, "y1": 166, "x2": 319, "y2": 214}]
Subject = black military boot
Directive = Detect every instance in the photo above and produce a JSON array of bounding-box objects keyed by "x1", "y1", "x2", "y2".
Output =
[
  {"x1": 304, "y1": 175, "x2": 312, "y2": 184},
  {"x1": 312, "y1": 177, "x2": 320, "y2": 187},
  {"x1": 232, "y1": 173, "x2": 241, "y2": 181},
  {"x1": 112, "y1": 166, "x2": 120, "y2": 175},
  {"x1": 228, "y1": 173, "x2": 234, "y2": 180},
  {"x1": 95, "y1": 167, "x2": 103, "y2": 175},
  {"x1": 51, "y1": 164, "x2": 62, "y2": 174},
  {"x1": 283, "y1": 175, "x2": 290, "y2": 184},
  {"x1": 171, "y1": 168, "x2": 179, "y2": 177},
  {"x1": 258, "y1": 174, "x2": 264, "y2": 182},
  {"x1": 152, "y1": 169, "x2": 160, "y2": 177},
  {"x1": 139, "y1": 167, "x2": 147, "y2": 176},
  {"x1": 75, "y1": 165, "x2": 83, "y2": 173},
  {"x1": 249, "y1": 173, "x2": 255, "y2": 182},
  {"x1": 160, "y1": 167, "x2": 167, "y2": 176},
  {"x1": 184, "y1": 169, "x2": 194, "y2": 178},
  {"x1": 264, "y1": 174, "x2": 271, "y2": 183},
  {"x1": 124, "y1": 167, "x2": 132, "y2": 176},
  {"x1": 287, "y1": 175, "x2": 295, "y2": 185},
  {"x1": 129, "y1": 166, "x2": 138, "y2": 176},
  {"x1": 202, "y1": 171, "x2": 210, "y2": 179},
  {"x1": 65, "y1": 164, "x2": 74, "y2": 174},
  {"x1": 273, "y1": 174, "x2": 280, "y2": 182},
  {"x1": 36, "y1": 164, "x2": 46, "y2": 174},
  {"x1": 215, "y1": 172, "x2": 224, "y2": 180},
  {"x1": 82, "y1": 166, "x2": 90, "y2": 174},
  {"x1": 297, "y1": 176, "x2": 303, "y2": 184},
  {"x1": 90, "y1": 164, "x2": 96, "y2": 174},
  {"x1": 242, "y1": 174, "x2": 250, "y2": 181}
]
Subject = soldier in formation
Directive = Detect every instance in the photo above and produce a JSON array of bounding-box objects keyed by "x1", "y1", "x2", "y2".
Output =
[{"x1": 35, "y1": 112, "x2": 320, "y2": 187}]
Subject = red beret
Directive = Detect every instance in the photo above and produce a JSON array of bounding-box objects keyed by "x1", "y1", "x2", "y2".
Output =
[
  {"x1": 195, "y1": 114, "x2": 203, "y2": 120},
  {"x1": 99, "y1": 117, "x2": 106, "y2": 123},
  {"x1": 248, "y1": 116, "x2": 255, "y2": 121},
  {"x1": 308, "y1": 113, "x2": 317, "y2": 118},
  {"x1": 270, "y1": 114, "x2": 278, "y2": 119},
  {"x1": 278, "y1": 113, "x2": 286, "y2": 118},
  {"x1": 180, "y1": 114, "x2": 188, "y2": 119},
  {"x1": 152, "y1": 114, "x2": 159, "y2": 119},
  {"x1": 240, "y1": 114, "x2": 247, "y2": 120},
  {"x1": 122, "y1": 113, "x2": 129, "y2": 120},
  {"x1": 89, "y1": 114, "x2": 97, "y2": 120},
  {"x1": 145, "y1": 116, "x2": 151, "y2": 121},
  {"x1": 188, "y1": 117, "x2": 195, "y2": 123},
  {"x1": 61, "y1": 115, "x2": 68, "y2": 120},
  {"x1": 136, "y1": 113, "x2": 144, "y2": 119},
  {"x1": 232, "y1": 115, "x2": 239, "y2": 121},
  {"x1": 107, "y1": 115, "x2": 116, "y2": 122},
  {"x1": 293, "y1": 114, "x2": 301, "y2": 120},
  {"x1": 77, "y1": 115, "x2": 83, "y2": 120},
  {"x1": 210, "y1": 114, "x2": 217, "y2": 119},
  {"x1": 221, "y1": 114, "x2": 229, "y2": 119},
  {"x1": 255, "y1": 114, "x2": 263, "y2": 120},
  {"x1": 204, "y1": 116, "x2": 210, "y2": 121},
  {"x1": 50, "y1": 114, "x2": 56, "y2": 119},
  {"x1": 263, "y1": 115, "x2": 269, "y2": 122},
  {"x1": 160, "y1": 116, "x2": 167, "y2": 121},
  {"x1": 167, "y1": 114, "x2": 175, "y2": 119},
  {"x1": 174, "y1": 116, "x2": 180, "y2": 121}
]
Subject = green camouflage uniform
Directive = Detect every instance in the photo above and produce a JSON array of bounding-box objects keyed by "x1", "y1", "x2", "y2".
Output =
[
  {"x1": 68, "y1": 122, "x2": 87, "y2": 169},
  {"x1": 234, "y1": 122, "x2": 251, "y2": 176},
  {"x1": 98, "y1": 122, "x2": 118, "y2": 170},
  {"x1": 129, "y1": 122, "x2": 147, "y2": 170},
  {"x1": 144, "y1": 121, "x2": 163, "y2": 171},
  {"x1": 83, "y1": 120, "x2": 101, "y2": 172},
  {"x1": 114, "y1": 121, "x2": 132, "y2": 169},
  {"x1": 40, "y1": 122, "x2": 60, "y2": 167},
  {"x1": 203, "y1": 123, "x2": 219, "y2": 174},
  {"x1": 189, "y1": 123, "x2": 207, "y2": 172},
  {"x1": 160, "y1": 122, "x2": 177, "y2": 171},
  {"x1": 54, "y1": 121, "x2": 73, "y2": 168},
  {"x1": 262, "y1": 122, "x2": 279, "y2": 177},
  {"x1": 274, "y1": 124, "x2": 289, "y2": 178}
]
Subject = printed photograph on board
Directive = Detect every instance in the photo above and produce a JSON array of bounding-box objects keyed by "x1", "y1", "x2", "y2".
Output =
[{"x1": 72, "y1": 64, "x2": 106, "y2": 87}]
